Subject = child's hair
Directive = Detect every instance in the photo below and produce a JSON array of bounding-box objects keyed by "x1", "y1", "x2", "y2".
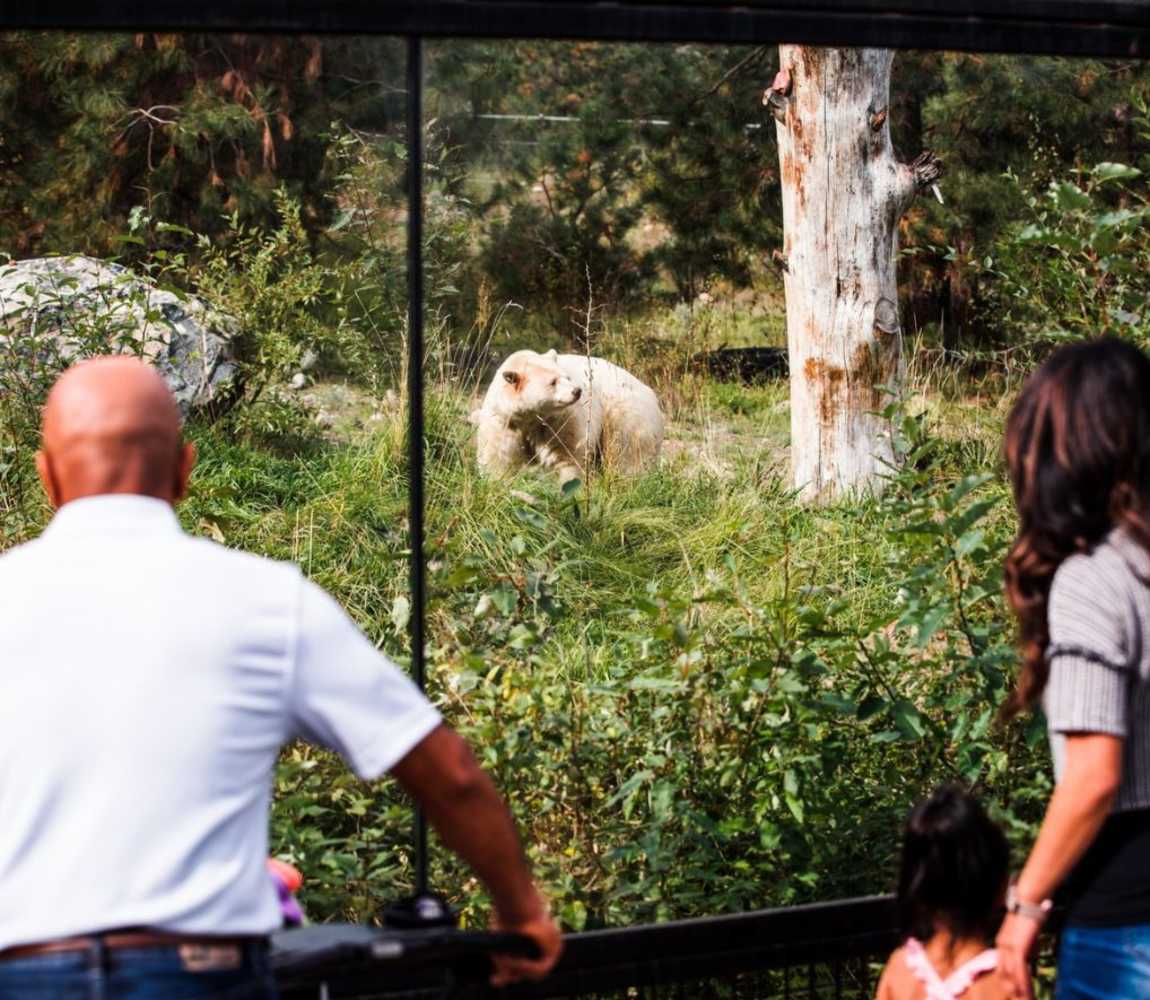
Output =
[
  {"x1": 897, "y1": 784, "x2": 1010, "y2": 943},
  {"x1": 1002, "y1": 337, "x2": 1150, "y2": 719}
]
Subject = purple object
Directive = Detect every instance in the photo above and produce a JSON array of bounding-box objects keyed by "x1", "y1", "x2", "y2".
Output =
[{"x1": 270, "y1": 871, "x2": 305, "y2": 927}]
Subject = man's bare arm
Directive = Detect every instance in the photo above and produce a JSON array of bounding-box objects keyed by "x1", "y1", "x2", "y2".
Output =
[{"x1": 389, "y1": 724, "x2": 562, "y2": 982}]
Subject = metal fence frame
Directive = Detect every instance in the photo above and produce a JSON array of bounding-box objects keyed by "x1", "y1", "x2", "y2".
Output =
[
  {"x1": 1, "y1": 0, "x2": 1143, "y2": 993},
  {"x1": 276, "y1": 896, "x2": 901, "y2": 999},
  {"x1": 6, "y1": 2, "x2": 1150, "y2": 57}
]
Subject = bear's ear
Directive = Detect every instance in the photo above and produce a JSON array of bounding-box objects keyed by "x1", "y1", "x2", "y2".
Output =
[
  {"x1": 502, "y1": 370, "x2": 520, "y2": 387},
  {"x1": 544, "y1": 348, "x2": 559, "y2": 361}
]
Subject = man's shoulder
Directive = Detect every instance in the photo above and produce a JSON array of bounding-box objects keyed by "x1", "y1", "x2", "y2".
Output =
[
  {"x1": 0, "y1": 528, "x2": 307, "y2": 605},
  {"x1": 182, "y1": 534, "x2": 303, "y2": 586}
]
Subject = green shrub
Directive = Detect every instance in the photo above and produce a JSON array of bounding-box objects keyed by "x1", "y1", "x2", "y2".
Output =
[
  {"x1": 249, "y1": 384, "x2": 1048, "y2": 930},
  {"x1": 987, "y1": 144, "x2": 1150, "y2": 356}
]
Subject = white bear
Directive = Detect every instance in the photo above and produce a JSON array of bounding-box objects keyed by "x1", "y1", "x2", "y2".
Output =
[{"x1": 472, "y1": 349, "x2": 664, "y2": 483}]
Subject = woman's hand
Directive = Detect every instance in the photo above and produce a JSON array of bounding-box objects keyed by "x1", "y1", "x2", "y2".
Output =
[
  {"x1": 998, "y1": 734, "x2": 1123, "y2": 997},
  {"x1": 996, "y1": 912, "x2": 1041, "y2": 999}
]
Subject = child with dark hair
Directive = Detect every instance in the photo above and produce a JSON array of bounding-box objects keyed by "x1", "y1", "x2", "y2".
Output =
[{"x1": 876, "y1": 785, "x2": 1012, "y2": 1000}]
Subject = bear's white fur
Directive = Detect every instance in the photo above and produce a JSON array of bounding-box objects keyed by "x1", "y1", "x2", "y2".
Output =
[{"x1": 472, "y1": 349, "x2": 664, "y2": 483}]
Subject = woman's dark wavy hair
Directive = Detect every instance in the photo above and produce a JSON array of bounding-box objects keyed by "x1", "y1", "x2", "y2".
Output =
[
  {"x1": 1001, "y1": 337, "x2": 1150, "y2": 720},
  {"x1": 898, "y1": 784, "x2": 1009, "y2": 943}
]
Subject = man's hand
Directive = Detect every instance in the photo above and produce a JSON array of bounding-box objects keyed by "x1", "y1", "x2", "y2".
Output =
[
  {"x1": 996, "y1": 912, "x2": 1040, "y2": 999},
  {"x1": 490, "y1": 902, "x2": 563, "y2": 986}
]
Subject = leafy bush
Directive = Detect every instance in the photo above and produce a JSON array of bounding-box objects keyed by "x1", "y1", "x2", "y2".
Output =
[
  {"x1": 422, "y1": 408, "x2": 1046, "y2": 929},
  {"x1": 320, "y1": 123, "x2": 478, "y2": 388},
  {"x1": 479, "y1": 199, "x2": 650, "y2": 334},
  {"x1": 245, "y1": 380, "x2": 1048, "y2": 931},
  {"x1": 987, "y1": 149, "x2": 1150, "y2": 355}
]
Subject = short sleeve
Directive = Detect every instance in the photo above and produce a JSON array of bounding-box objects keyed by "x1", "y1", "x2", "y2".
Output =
[
  {"x1": 290, "y1": 578, "x2": 441, "y2": 779},
  {"x1": 1043, "y1": 554, "x2": 1133, "y2": 737}
]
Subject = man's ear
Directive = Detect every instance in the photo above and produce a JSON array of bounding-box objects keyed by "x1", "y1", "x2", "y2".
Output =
[
  {"x1": 173, "y1": 441, "x2": 197, "y2": 504},
  {"x1": 35, "y1": 451, "x2": 61, "y2": 510}
]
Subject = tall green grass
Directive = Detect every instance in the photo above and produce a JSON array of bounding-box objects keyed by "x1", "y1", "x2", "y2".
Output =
[{"x1": 173, "y1": 342, "x2": 1039, "y2": 929}]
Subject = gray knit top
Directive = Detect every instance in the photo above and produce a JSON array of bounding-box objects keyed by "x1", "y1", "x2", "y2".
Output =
[{"x1": 1044, "y1": 527, "x2": 1150, "y2": 812}]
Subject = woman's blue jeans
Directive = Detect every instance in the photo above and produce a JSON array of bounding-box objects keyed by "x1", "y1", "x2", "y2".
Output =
[
  {"x1": 0, "y1": 940, "x2": 279, "y2": 999},
  {"x1": 1057, "y1": 924, "x2": 1150, "y2": 999}
]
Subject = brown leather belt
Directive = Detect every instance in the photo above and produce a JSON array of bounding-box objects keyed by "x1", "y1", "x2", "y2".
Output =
[{"x1": 0, "y1": 932, "x2": 265, "y2": 962}]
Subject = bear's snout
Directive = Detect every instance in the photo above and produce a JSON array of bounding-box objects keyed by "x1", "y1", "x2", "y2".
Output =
[{"x1": 571, "y1": 385, "x2": 583, "y2": 401}]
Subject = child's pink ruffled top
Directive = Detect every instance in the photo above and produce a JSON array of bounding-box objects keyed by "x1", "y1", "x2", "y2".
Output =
[{"x1": 903, "y1": 938, "x2": 998, "y2": 999}]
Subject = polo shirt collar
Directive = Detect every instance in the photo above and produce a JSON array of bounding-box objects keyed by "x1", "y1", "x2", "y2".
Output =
[{"x1": 42, "y1": 494, "x2": 182, "y2": 540}]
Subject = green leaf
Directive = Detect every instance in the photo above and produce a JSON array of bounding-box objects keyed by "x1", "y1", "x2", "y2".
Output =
[
  {"x1": 783, "y1": 771, "x2": 805, "y2": 824},
  {"x1": 507, "y1": 624, "x2": 537, "y2": 650},
  {"x1": 912, "y1": 604, "x2": 949, "y2": 648},
  {"x1": 893, "y1": 700, "x2": 927, "y2": 740},
  {"x1": 1094, "y1": 209, "x2": 1143, "y2": 228},
  {"x1": 1051, "y1": 181, "x2": 1092, "y2": 213},
  {"x1": 390, "y1": 595, "x2": 410, "y2": 633},
  {"x1": 784, "y1": 792, "x2": 805, "y2": 824},
  {"x1": 820, "y1": 692, "x2": 856, "y2": 714},
  {"x1": 956, "y1": 528, "x2": 986, "y2": 557},
  {"x1": 1092, "y1": 162, "x2": 1141, "y2": 183},
  {"x1": 490, "y1": 584, "x2": 518, "y2": 616},
  {"x1": 327, "y1": 207, "x2": 358, "y2": 232},
  {"x1": 945, "y1": 474, "x2": 988, "y2": 509},
  {"x1": 156, "y1": 221, "x2": 195, "y2": 237},
  {"x1": 784, "y1": 769, "x2": 799, "y2": 796},
  {"x1": 651, "y1": 781, "x2": 675, "y2": 822},
  {"x1": 629, "y1": 675, "x2": 683, "y2": 692},
  {"x1": 609, "y1": 769, "x2": 654, "y2": 807}
]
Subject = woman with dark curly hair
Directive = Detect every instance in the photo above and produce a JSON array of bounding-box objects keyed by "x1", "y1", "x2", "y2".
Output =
[{"x1": 995, "y1": 338, "x2": 1150, "y2": 999}]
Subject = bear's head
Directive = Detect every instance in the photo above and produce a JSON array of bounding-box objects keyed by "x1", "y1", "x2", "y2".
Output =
[{"x1": 487, "y1": 350, "x2": 582, "y2": 420}]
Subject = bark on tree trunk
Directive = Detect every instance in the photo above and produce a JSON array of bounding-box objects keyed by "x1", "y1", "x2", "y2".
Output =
[{"x1": 769, "y1": 46, "x2": 940, "y2": 502}]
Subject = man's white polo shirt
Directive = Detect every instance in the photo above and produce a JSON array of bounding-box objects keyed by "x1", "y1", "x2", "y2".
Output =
[{"x1": 0, "y1": 494, "x2": 441, "y2": 950}]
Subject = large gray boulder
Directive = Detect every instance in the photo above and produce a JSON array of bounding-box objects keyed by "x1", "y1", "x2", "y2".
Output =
[{"x1": 0, "y1": 255, "x2": 240, "y2": 416}]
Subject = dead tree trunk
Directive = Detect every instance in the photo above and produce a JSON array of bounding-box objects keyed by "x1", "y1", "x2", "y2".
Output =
[{"x1": 767, "y1": 47, "x2": 940, "y2": 502}]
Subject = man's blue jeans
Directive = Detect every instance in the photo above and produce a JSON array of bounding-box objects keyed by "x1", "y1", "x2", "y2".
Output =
[
  {"x1": 0, "y1": 940, "x2": 279, "y2": 999},
  {"x1": 1057, "y1": 924, "x2": 1150, "y2": 999}
]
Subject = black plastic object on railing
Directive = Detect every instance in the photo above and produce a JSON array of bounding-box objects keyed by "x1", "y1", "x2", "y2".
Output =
[{"x1": 274, "y1": 895, "x2": 900, "y2": 1000}]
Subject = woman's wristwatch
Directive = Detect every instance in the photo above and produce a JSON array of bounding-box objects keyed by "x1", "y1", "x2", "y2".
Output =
[{"x1": 1006, "y1": 882, "x2": 1053, "y2": 924}]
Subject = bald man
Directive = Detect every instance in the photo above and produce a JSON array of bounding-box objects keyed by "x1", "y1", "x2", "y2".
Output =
[{"x1": 0, "y1": 358, "x2": 560, "y2": 998}]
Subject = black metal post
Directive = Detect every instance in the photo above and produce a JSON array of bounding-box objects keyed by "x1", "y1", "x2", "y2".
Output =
[
  {"x1": 385, "y1": 31, "x2": 453, "y2": 932},
  {"x1": 406, "y1": 32, "x2": 429, "y2": 898}
]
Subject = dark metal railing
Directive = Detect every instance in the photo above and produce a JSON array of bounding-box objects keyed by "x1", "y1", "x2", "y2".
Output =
[
  {"x1": 275, "y1": 896, "x2": 900, "y2": 1000},
  {"x1": 5, "y1": 2, "x2": 1149, "y2": 58}
]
